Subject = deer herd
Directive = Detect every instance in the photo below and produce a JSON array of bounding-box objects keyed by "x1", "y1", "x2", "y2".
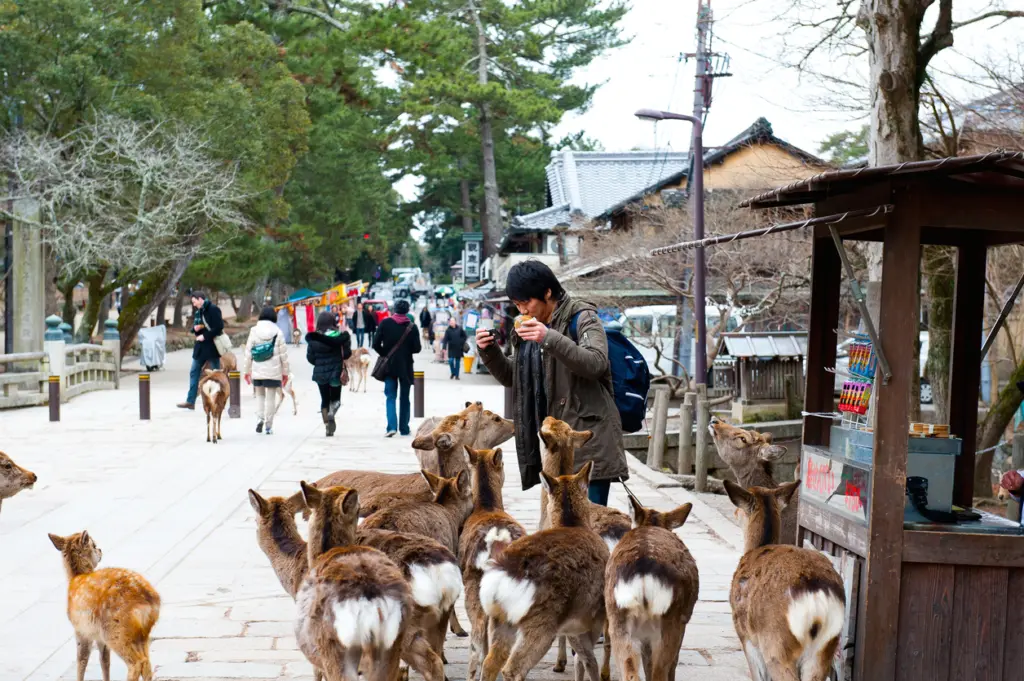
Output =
[{"x1": 0, "y1": 398, "x2": 848, "y2": 681}]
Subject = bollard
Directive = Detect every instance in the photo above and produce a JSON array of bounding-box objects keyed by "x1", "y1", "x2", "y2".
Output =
[
  {"x1": 1011, "y1": 433, "x2": 1024, "y2": 522},
  {"x1": 139, "y1": 374, "x2": 151, "y2": 420},
  {"x1": 678, "y1": 392, "x2": 695, "y2": 475},
  {"x1": 228, "y1": 371, "x2": 241, "y2": 418},
  {"x1": 694, "y1": 384, "x2": 709, "y2": 492},
  {"x1": 413, "y1": 371, "x2": 425, "y2": 418},
  {"x1": 49, "y1": 376, "x2": 60, "y2": 421},
  {"x1": 504, "y1": 383, "x2": 514, "y2": 420},
  {"x1": 649, "y1": 387, "x2": 670, "y2": 470}
]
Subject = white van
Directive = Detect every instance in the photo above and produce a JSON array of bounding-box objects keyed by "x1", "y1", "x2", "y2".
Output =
[{"x1": 618, "y1": 304, "x2": 741, "y2": 376}]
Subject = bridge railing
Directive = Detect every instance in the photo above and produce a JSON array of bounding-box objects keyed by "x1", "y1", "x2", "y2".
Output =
[{"x1": 0, "y1": 352, "x2": 49, "y2": 408}]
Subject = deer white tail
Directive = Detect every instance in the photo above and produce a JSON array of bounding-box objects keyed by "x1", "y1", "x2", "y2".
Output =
[
  {"x1": 786, "y1": 589, "x2": 844, "y2": 652},
  {"x1": 476, "y1": 527, "x2": 515, "y2": 570},
  {"x1": 202, "y1": 380, "x2": 222, "y2": 399},
  {"x1": 332, "y1": 596, "x2": 404, "y2": 649},
  {"x1": 613, "y1": 574, "x2": 675, "y2": 617},
  {"x1": 479, "y1": 569, "x2": 536, "y2": 625},
  {"x1": 409, "y1": 561, "x2": 463, "y2": 612}
]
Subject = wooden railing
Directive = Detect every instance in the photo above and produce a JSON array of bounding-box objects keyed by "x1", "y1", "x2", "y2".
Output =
[
  {"x1": 63, "y1": 343, "x2": 118, "y2": 400},
  {"x1": 0, "y1": 352, "x2": 49, "y2": 408}
]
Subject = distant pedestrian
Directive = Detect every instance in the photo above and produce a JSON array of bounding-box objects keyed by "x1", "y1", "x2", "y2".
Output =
[
  {"x1": 352, "y1": 302, "x2": 374, "y2": 348},
  {"x1": 442, "y1": 317, "x2": 467, "y2": 380},
  {"x1": 243, "y1": 306, "x2": 290, "y2": 435},
  {"x1": 178, "y1": 291, "x2": 224, "y2": 410},
  {"x1": 420, "y1": 304, "x2": 434, "y2": 344},
  {"x1": 306, "y1": 311, "x2": 352, "y2": 437},
  {"x1": 373, "y1": 299, "x2": 421, "y2": 437}
]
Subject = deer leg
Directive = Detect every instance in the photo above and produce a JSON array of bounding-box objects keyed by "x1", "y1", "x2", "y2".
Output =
[
  {"x1": 367, "y1": 644, "x2": 403, "y2": 681},
  {"x1": 400, "y1": 629, "x2": 445, "y2": 681},
  {"x1": 567, "y1": 633, "x2": 601, "y2": 681},
  {"x1": 206, "y1": 411, "x2": 211, "y2": 442},
  {"x1": 99, "y1": 643, "x2": 111, "y2": 681},
  {"x1": 449, "y1": 608, "x2": 468, "y2": 637},
  {"x1": 481, "y1": 621, "x2": 515, "y2": 681},
  {"x1": 553, "y1": 635, "x2": 568, "y2": 672},
  {"x1": 640, "y1": 641, "x2": 653, "y2": 681},
  {"x1": 466, "y1": 595, "x2": 489, "y2": 681},
  {"x1": 501, "y1": 614, "x2": 560, "y2": 681},
  {"x1": 763, "y1": 657, "x2": 800, "y2": 681},
  {"x1": 609, "y1": 617, "x2": 640, "y2": 681},
  {"x1": 75, "y1": 636, "x2": 91, "y2": 681},
  {"x1": 600, "y1": 621, "x2": 611, "y2": 681}
]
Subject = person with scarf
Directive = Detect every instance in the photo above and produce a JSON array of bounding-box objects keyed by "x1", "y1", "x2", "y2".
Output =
[
  {"x1": 475, "y1": 260, "x2": 628, "y2": 504},
  {"x1": 178, "y1": 291, "x2": 224, "y2": 410},
  {"x1": 372, "y1": 299, "x2": 421, "y2": 437}
]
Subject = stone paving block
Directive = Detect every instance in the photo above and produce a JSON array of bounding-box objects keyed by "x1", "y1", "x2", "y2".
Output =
[
  {"x1": 155, "y1": 661, "x2": 284, "y2": 679},
  {"x1": 153, "y1": 618, "x2": 246, "y2": 639},
  {"x1": 198, "y1": 648, "x2": 307, "y2": 663},
  {"x1": 151, "y1": 637, "x2": 278, "y2": 652},
  {"x1": 243, "y1": 620, "x2": 296, "y2": 638}
]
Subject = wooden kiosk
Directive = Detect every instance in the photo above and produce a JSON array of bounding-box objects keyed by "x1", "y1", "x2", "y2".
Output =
[{"x1": 738, "y1": 151, "x2": 1024, "y2": 681}]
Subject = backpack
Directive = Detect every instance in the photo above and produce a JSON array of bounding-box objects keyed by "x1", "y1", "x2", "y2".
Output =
[
  {"x1": 569, "y1": 311, "x2": 651, "y2": 433},
  {"x1": 251, "y1": 335, "x2": 277, "y2": 363}
]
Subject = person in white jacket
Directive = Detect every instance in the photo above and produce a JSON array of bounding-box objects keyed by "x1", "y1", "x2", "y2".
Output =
[{"x1": 243, "y1": 306, "x2": 291, "y2": 435}]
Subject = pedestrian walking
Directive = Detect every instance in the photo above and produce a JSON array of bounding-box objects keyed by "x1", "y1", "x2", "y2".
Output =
[
  {"x1": 351, "y1": 302, "x2": 374, "y2": 348},
  {"x1": 178, "y1": 291, "x2": 225, "y2": 410},
  {"x1": 419, "y1": 304, "x2": 434, "y2": 344},
  {"x1": 476, "y1": 260, "x2": 628, "y2": 505},
  {"x1": 306, "y1": 310, "x2": 352, "y2": 437},
  {"x1": 372, "y1": 299, "x2": 421, "y2": 437},
  {"x1": 243, "y1": 306, "x2": 290, "y2": 435},
  {"x1": 441, "y1": 317, "x2": 467, "y2": 380}
]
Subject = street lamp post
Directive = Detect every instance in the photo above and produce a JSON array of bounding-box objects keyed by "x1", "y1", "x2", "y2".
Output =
[{"x1": 634, "y1": 108, "x2": 706, "y2": 385}]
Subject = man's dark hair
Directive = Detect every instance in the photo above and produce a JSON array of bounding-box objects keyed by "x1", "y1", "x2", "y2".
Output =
[
  {"x1": 395, "y1": 300, "x2": 411, "y2": 315},
  {"x1": 258, "y1": 306, "x2": 276, "y2": 323},
  {"x1": 506, "y1": 260, "x2": 565, "y2": 303},
  {"x1": 191, "y1": 290, "x2": 208, "y2": 301}
]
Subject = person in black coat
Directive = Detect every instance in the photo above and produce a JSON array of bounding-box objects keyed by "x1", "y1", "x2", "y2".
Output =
[
  {"x1": 372, "y1": 299, "x2": 421, "y2": 437},
  {"x1": 306, "y1": 310, "x2": 352, "y2": 437},
  {"x1": 179, "y1": 291, "x2": 224, "y2": 409},
  {"x1": 441, "y1": 317, "x2": 468, "y2": 380},
  {"x1": 419, "y1": 305, "x2": 434, "y2": 344},
  {"x1": 351, "y1": 302, "x2": 376, "y2": 348}
]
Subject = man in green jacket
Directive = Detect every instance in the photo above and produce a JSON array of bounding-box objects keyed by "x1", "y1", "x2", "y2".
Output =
[{"x1": 476, "y1": 260, "x2": 627, "y2": 504}]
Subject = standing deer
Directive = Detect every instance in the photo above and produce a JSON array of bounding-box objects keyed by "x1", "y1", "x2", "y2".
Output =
[
  {"x1": 605, "y1": 498, "x2": 698, "y2": 681},
  {"x1": 198, "y1": 369, "x2": 230, "y2": 444},
  {"x1": 709, "y1": 416, "x2": 798, "y2": 544},
  {"x1": 0, "y1": 451, "x2": 37, "y2": 517},
  {"x1": 480, "y1": 462, "x2": 609, "y2": 681},
  {"x1": 49, "y1": 531, "x2": 161, "y2": 681},
  {"x1": 724, "y1": 479, "x2": 845, "y2": 681},
  {"x1": 294, "y1": 481, "x2": 411, "y2": 681},
  {"x1": 459, "y1": 446, "x2": 527, "y2": 681}
]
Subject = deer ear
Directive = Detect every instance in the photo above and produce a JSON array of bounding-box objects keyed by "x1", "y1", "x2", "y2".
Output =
[
  {"x1": 760, "y1": 432, "x2": 774, "y2": 444},
  {"x1": 775, "y1": 480, "x2": 800, "y2": 508},
  {"x1": 540, "y1": 470, "x2": 558, "y2": 495},
  {"x1": 248, "y1": 489, "x2": 268, "y2": 515},
  {"x1": 435, "y1": 433, "x2": 455, "y2": 450},
  {"x1": 340, "y1": 489, "x2": 359, "y2": 516},
  {"x1": 299, "y1": 480, "x2": 322, "y2": 508},
  {"x1": 456, "y1": 470, "x2": 470, "y2": 495},
  {"x1": 627, "y1": 495, "x2": 646, "y2": 528},
  {"x1": 758, "y1": 444, "x2": 788, "y2": 462},
  {"x1": 492, "y1": 448, "x2": 503, "y2": 467},
  {"x1": 80, "y1": 531, "x2": 91, "y2": 548},
  {"x1": 572, "y1": 430, "x2": 594, "y2": 448},
  {"x1": 575, "y1": 461, "x2": 594, "y2": 493},
  {"x1": 724, "y1": 479, "x2": 754, "y2": 510},
  {"x1": 466, "y1": 401, "x2": 472, "y2": 408},
  {"x1": 285, "y1": 492, "x2": 307, "y2": 514},
  {"x1": 664, "y1": 503, "x2": 693, "y2": 530},
  {"x1": 464, "y1": 445, "x2": 478, "y2": 465},
  {"x1": 48, "y1": 533, "x2": 66, "y2": 551},
  {"x1": 421, "y1": 469, "x2": 444, "y2": 492}
]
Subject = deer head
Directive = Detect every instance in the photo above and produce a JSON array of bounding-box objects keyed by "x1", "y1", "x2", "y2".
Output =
[
  {"x1": 724, "y1": 479, "x2": 800, "y2": 552},
  {"x1": 627, "y1": 496, "x2": 693, "y2": 531},
  {"x1": 412, "y1": 402, "x2": 484, "y2": 451},
  {"x1": 49, "y1": 530, "x2": 103, "y2": 578},
  {"x1": 709, "y1": 416, "x2": 787, "y2": 475},
  {"x1": 464, "y1": 446, "x2": 506, "y2": 510},
  {"x1": 539, "y1": 416, "x2": 594, "y2": 476},
  {"x1": 298, "y1": 481, "x2": 359, "y2": 563},
  {"x1": 0, "y1": 451, "x2": 37, "y2": 506},
  {"x1": 540, "y1": 460, "x2": 594, "y2": 529}
]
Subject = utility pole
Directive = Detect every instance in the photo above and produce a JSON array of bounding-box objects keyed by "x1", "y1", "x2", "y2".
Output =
[{"x1": 3, "y1": 99, "x2": 19, "y2": 354}]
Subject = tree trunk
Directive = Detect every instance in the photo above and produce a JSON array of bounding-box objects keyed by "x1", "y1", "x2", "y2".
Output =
[
  {"x1": 975, "y1": 362, "x2": 1024, "y2": 495},
  {"x1": 460, "y1": 170, "x2": 473, "y2": 233},
  {"x1": 155, "y1": 295, "x2": 168, "y2": 326},
  {"x1": 236, "y1": 293, "x2": 253, "y2": 321},
  {"x1": 119, "y1": 256, "x2": 194, "y2": 358},
  {"x1": 924, "y1": 246, "x2": 954, "y2": 423},
  {"x1": 172, "y1": 289, "x2": 186, "y2": 328},
  {"x1": 60, "y1": 280, "x2": 77, "y2": 326},
  {"x1": 469, "y1": 3, "x2": 502, "y2": 256},
  {"x1": 43, "y1": 244, "x2": 60, "y2": 316},
  {"x1": 76, "y1": 268, "x2": 109, "y2": 343},
  {"x1": 97, "y1": 290, "x2": 111, "y2": 332}
]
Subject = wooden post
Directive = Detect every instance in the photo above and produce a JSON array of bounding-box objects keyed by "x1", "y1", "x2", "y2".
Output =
[
  {"x1": 414, "y1": 371, "x2": 425, "y2": 418},
  {"x1": 803, "y1": 225, "x2": 842, "y2": 446},
  {"x1": 649, "y1": 387, "x2": 670, "y2": 470},
  {"x1": 784, "y1": 376, "x2": 800, "y2": 419},
  {"x1": 1011, "y1": 432, "x2": 1024, "y2": 522},
  {"x1": 228, "y1": 371, "x2": 241, "y2": 418},
  {"x1": 139, "y1": 374, "x2": 151, "y2": 420},
  {"x1": 48, "y1": 375, "x2": 60, "y2": 421},
  {"x1": 504, "y1": 383, "x2": 514, "y2": 420},
  {"x1": 678, "y1": 392, "x2": 695, "y2": 474},
  {"x1": 695, "y1": 384, "x2": 709, "y2": 492}
]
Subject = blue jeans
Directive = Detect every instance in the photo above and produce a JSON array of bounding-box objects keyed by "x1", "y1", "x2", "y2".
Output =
[
  {"x1": 449, "y1": 357, "x2": 460, "y2": 378},
  {"x1": 384, "y1": 376, "x2": 412, "y2": 435},
  {"x1": 588, "y1": 479, "x2": 611, "y2": 506},
  {"x1": 187, "y1": 357, "x2": 220, "y2": 404},
  {"x1": 355, "y1": 329, "x2": 365, "y2": 347}
]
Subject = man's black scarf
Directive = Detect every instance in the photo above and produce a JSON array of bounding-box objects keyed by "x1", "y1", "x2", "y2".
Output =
[{"x1": 515, "y1": 340, "x2": 547, "y2": 490}]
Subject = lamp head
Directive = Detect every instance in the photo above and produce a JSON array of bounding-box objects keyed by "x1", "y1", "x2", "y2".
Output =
[{"x1": 634, "y1": 108, "x2": 666, "y2": 122}]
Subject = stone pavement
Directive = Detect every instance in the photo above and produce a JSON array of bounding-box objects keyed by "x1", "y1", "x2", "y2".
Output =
[{"x1": 0, "y1": 342, "x2": 750, "y2": 681}]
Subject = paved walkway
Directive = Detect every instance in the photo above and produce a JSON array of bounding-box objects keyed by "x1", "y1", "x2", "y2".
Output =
[{"x1": 0, "y1": 342, "x2": 750, "y2": 681}]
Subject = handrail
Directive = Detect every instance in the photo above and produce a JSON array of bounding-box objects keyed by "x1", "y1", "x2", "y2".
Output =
[
  {"x1": 64, "y1": 343, "x2": 108, "y2": 354},
  {"x1": 0, "y1": 352, "x2": 48, "y2": 362}
]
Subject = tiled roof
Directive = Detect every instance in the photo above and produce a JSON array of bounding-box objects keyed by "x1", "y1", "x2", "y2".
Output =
[
  {"x1": 718, "y1": 332, "x2": 808, "y2": 358},
  {"x1": 511, "y1": 203, "x2": 573, "y2": 232}
]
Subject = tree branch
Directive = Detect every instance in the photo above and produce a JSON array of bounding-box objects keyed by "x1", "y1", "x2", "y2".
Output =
[
  {"x1": 951, "y1": 10, "x2": 1024, "y2": 31},
  {"x1": 917, "y1": 0, "x2": 954, "y2": 88},
  {"x1": 284, "y1": 3, "x2": 349, "y2": 31}
]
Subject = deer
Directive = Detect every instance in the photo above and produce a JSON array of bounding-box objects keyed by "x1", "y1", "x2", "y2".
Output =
[
  {"x1": 459, "y1": 446, "x2": 527, "y2": 681},
  {"x1": 605, "y1": 497, "x2": 698, "y2": 681},
  {"x1": 247, "y1": 489, "x2": 455, "y2": 681},
  {"x1": 294, "y1": 481, "x2": 413, "y2": 681},
  {"x1": 198, "y1": 369, "x2": 230, "y2": 444},
  {"x1": 48, "y1": 531, "x2": 161, "y2": 681},
  {"x1": 0, "y1": 451, "x2": 37, "y2": 517},
  {"x1": 538, "y1": 415, "x2": 631, "y2": 673},
  {"x1": 414, "y1": 406, "x2": 515, "y2": 471},
  {"x1": 724, "y1": 479, "x2": 845, "y2": 681},
  {"x1": 480, "y1": 462, "x2": 609, "y2": 681},
  {"x1": 361, "y1": 470, "x2": 470, "y2": 555},
  {"x1": 709, "y1": 416, "x2": 798, "y2": 544},
  {"x1": 346, "y1": 347, "x2": 371, "y2": 393}
]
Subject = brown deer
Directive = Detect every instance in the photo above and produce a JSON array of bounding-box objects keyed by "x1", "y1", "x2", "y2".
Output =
[
  {"x1": 605, "y1": 497, "x2": 698, "y2": 681},
  {"x1": 459, "y1": 446, "x2": 527, "y2": 681},
  {"x1": 294, "y1": 481, "x2": 412, "y2": 681},
  {"x1": 709, "y1": 416, "x2": 798, "y2": 544},
  {"x1": 48, "y1": 531, "x2": 161, "y2": 681},
  {"x1": 724, "y1": 479, "x2": 845, "y2": 681},
  {"x1": 0, "y1": 451, "x2": 37, "y2": 517},
  {"x1": 198, "y1": 369, "x2": 230, "y2": 444},
  {"x1": 415, "y1": 406, "x2": 515, "y2": 470},
  {"x1": 538, "y1": 415, "x2": 631, "y2": 673},
  {"x1": 480, "y1": 462, "x2": 608, "y2": 681}
]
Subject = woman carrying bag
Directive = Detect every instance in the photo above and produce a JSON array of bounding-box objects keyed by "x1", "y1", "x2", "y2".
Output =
[
  {"x1": 306, "y1": 311, "x2": 352, "y2": 437},
  {"x1": 243, "y1": 306, "x2": 290, "y2": 435}
]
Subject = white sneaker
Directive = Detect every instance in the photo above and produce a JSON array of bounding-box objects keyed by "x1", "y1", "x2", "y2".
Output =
[{"x1": 386, "y1": 431, "x2": 397, "y2": 438}]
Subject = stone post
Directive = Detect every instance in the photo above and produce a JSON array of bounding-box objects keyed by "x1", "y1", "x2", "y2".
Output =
[
  {"x1": 103, "y1": 319, "x2": 120, "y2": 389},
  {"x1": 11, "y1": 198, "x2": 44, "y2": 354},
  {"x1": 648, "y1": 387, "x2": 670, "y2": 470},
  {"x1": 43, "y1": 315, "x2": 66, "y2": 397},
  {"x1": 59, "y1": 322, "x2": 73, "y2": 344},
  {"x1": 678, "y1": 392, "x2": 695, "y2": 474}
]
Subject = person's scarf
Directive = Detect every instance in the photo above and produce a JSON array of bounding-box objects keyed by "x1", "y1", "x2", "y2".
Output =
[
  {"x1": 192, "y1": 301, "x2": 207, "y2": 330},
  {"x1": 515, "y1": 340, "x2": 547, "y2": 490},
  {"x1": 391, "y1": 313, "x2": 410, "y2": 324}
]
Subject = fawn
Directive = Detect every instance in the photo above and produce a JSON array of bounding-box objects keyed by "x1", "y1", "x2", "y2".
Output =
[
  {"x1": 198, "y1": 369, "x2": 230, "y2": 444},
  {"x1": 724, "y1": 479, "x2": 845, "y2": 681},
  {"x1": 0, "y1": 450, "x2": 37, "y2": 517},
  {"x1": 605, "y1": 497, "x2": 699, "y2": 681},
  {"x1": 709, "y1": 416, "x2": 798, "y2": 544},
  {"x1": 459, "y1": 446, "x2": 527, "y2": 681},
  {"x1": 295, "y1": 481, "x2": 412, "y2": 681},
  {"x1": 538, "y1": 415, "x2": 630, "y2": 673},
  {"x1": 480, "y1": 461, "x2": 609, "y2": 681},
  {"x1": 49, "y1": 531, "x2": 161, "y2": 681}
]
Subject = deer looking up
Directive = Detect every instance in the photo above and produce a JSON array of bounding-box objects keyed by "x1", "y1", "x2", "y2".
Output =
[
  {"x1": 708, "y1": 416, "x2": 798, "y2": 544},
  {"x1": 415, "y1": 405, "x2": 515, "y2": 471},
  {"x1": 0, "y1": 451, "x2": 37, "y2": 517},
  {"x1": 724, "y1": 479, "x2": 845, "y2": 681}
]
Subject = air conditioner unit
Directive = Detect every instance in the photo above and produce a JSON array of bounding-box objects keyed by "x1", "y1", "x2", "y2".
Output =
[{"x1": 546, "y1": 235, "x2": 560, "y2": 255}]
